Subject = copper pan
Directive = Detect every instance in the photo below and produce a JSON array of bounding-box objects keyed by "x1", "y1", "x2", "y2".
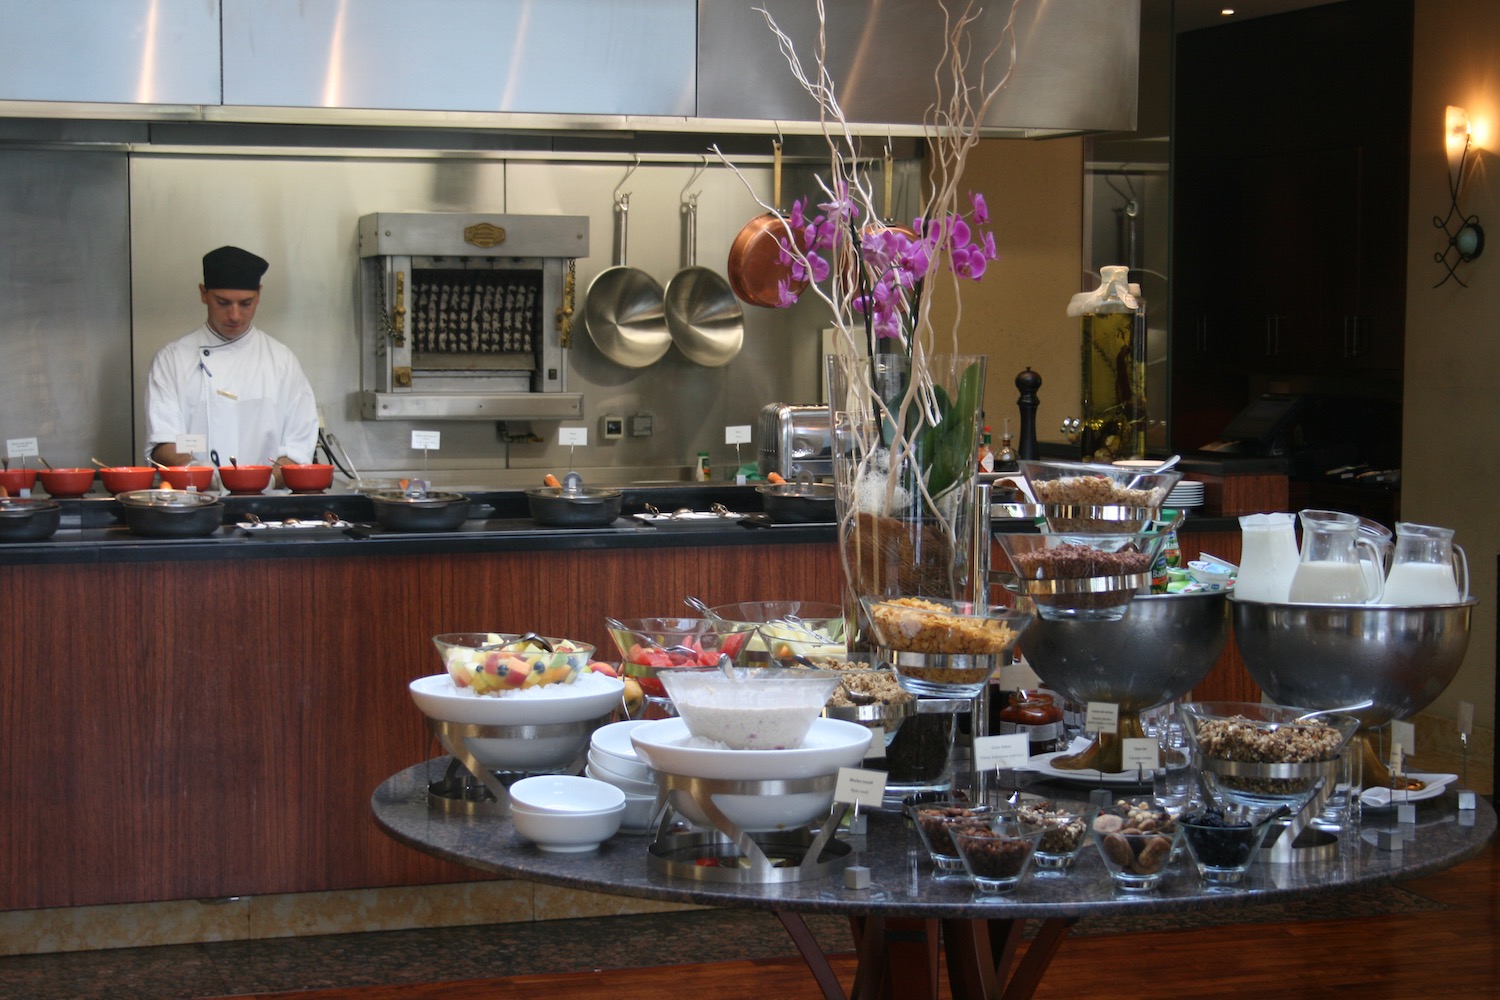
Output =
[{"x1": 726, "y1": 140, "x2": 807, "y2": 308}]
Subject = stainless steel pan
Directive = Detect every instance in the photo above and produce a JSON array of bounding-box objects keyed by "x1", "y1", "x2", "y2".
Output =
[
  {"x1": 665, "y1": 195, "x2": 744, "y2": 367},
  {"x1": 584, "y1": 189, "x2": 670, "y2": 368}
]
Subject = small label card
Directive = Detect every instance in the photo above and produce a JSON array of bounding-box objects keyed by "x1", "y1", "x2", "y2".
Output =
[
  {"x1": 1121, "y1": 737, "x2": 1161, "y2": 772},
  {"x1": 724, "y1": 424, "x2": 752, "y2": 444},
  {"x1": 835, "y1": 767, "x2": 887, "y2": 809},
  {"x1": 558, "y1": 427, "x2": 588, "y2": 447},
  {"x1": 1085, "y1": 701, "x2": 1120, "y2": 735},
  {"x1": 1459, "y1": 701, "x2": 1474, "y2": 738},
  {"x1": 974, "y1": 733, "x2": 1030, "y2": 770},
  {"x1": 410, "y1": 430, "x2": 441, "y2": 450},
  {"x1": 1391, "y1": 720, "x2": 1416, "y2": 760},
  {"x1": 6, "y1": 437, "x2": 38, "y2": 459},
  {"x1": 997, "y1": 660, "x2": 1035, "y2": 690},
  {"x1": 175, "y1": 434, "x2": 206, "y2": 454},
  {"x1": 865, "y1": 728, "x2": 886, "y2": 759}
]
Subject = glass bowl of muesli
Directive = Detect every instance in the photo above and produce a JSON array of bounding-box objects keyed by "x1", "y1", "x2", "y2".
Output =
[
  {"x1": 1178, "y1": 701, "x2": 1361, "y2": 808},
  {"x1": 1017, "y1": 458, "x2": 1182, "y2": 511}
]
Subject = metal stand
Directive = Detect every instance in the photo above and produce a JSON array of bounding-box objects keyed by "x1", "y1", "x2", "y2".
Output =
[
  {"x1": 1197, "y1": 755, "x2": 1341, "y2": 864},
  {"x1": 647, "y1": 771, "x2": 851, "y2": 883},
  {"x1": 423, "y1": 716, "x2": 607, "y2": 815}
]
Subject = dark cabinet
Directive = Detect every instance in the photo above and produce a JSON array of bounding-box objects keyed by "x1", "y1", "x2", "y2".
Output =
[{"x1": 1171, "y1": 0, "x2": 1411, "y2": 446}]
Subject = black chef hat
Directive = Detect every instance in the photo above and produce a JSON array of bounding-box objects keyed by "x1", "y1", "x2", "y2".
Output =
[{"x1": 202, "y1": 246, "x2": 268, "y2": 290}]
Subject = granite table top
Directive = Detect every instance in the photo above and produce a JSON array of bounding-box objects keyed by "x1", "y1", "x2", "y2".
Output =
[{"x1": 372, "y1": 758, "x2": 1496, "y2": 922}]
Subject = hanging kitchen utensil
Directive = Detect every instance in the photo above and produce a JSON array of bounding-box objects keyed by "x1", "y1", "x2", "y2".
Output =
[
  {"x1": 665, "y1": 177, "x2": 745, "y2": 367},
  {"x1": 583, "y1": 162, "x2": 671, "y2": 368},
  {"x1": 726, "y1": 138, "x2": 808, "y2": 308}
]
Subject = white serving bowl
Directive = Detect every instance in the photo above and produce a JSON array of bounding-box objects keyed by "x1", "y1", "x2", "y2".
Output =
[
  {"x1": 629, "y1": 716, "x2": 872, "y2": 779},
  {"x1": 586, "y1": 759, "x2": 658, "y2": 797},
  {"x1": 629, "y1": 716, "x2": 872, "y2": 832},
  {"x1": 619, "y1": 792, "x2": 658, "y2": 833},
  {"x1": 590, "y1": 719, "x2": 654, "y2": 780},
  {"x1": 408, "y1": 673, "x2": 624, "y2": 771},
  {"x1": 587, "y1": 748, "x2": 654, "y2": 786}
]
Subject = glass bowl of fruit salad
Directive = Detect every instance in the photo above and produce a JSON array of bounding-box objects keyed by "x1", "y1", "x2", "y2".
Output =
[
  {"x1": 432, "y1": 632, "x2": 595, "y2": 693},
  {"x1": 605, "y1": 617, "x2": 761, "y2": 705}
]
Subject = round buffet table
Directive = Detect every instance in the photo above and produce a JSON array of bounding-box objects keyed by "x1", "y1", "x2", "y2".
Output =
[{"x1": 373, "y1": 759, "x2": 1495, "y2": 1000}]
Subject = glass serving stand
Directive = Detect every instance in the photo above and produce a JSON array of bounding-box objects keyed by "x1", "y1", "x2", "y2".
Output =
[
  {"x1": 646, "y1": 771, "x2": 852, "y2": 883},
  {"x1": 424, "y1": 716, "x2": 608, "y2": 816},
  {"x1": 1195, "y1": 755, "x2": 1342, "y2": 864}
]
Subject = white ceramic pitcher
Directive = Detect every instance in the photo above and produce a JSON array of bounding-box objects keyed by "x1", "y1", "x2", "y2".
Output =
[
  {"x1": 1236, "y1": 512, "x2": 1300, "y2": 602},
  {"x1": 1288, "y1": 509, "x2": 1384, "y2": 604},
  {"x1": 1382, "y1": 521, "x2": 1468, "y2": 605}
]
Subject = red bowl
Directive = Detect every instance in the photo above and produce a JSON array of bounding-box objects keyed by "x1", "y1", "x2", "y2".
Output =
[
  {"x1": 281, "y1": 463, "x2": 334, "y2": 492},
  {"x1": 38, "y1": 468, "x2": 97, "y2": 497},
  {"x1": 158, "y1": 466, "x2": 216, "y2": 491},
  {"x1": 99, "y1": 467, "x2": 157, "y2": 493},
  {"x1": 218, "y1": 464, "x2": 273, "y2": 494},
  {"x1": 0, "y1": 468, "x2": 40, "y2": 494}
]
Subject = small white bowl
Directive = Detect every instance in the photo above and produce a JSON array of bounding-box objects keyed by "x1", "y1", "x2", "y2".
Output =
[
  {"x1": 508, "y1": 775, "x2": 626, "y2": 852},
  {"x1": 509, "y1": 774, "x2": 626, "y2": 814},
  {"x1": 591, "y1": 720, "x2": 653, "y2": 761},
  {"x1": 510, "y1": 801, "x2": 625, "y2": 852}
]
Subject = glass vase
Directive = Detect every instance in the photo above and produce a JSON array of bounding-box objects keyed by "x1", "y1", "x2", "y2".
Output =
[{"x1": 826, "y1": 351, "x2": 987, "y2": 648}]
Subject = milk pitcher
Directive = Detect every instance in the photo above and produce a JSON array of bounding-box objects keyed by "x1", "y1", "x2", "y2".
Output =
[
  {"x1": 1288, "y1": 509, "x2": 1384, "y2": 604},
  {"x1": 1382, "y1": 522, "x2": 1468, "y2": 605},
  {"x1": 1236, "y1": 512, "x2": 1300, "y2": 602}
]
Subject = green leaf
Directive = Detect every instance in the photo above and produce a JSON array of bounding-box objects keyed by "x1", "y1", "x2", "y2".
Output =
[{"x1": 922, "y1": 362, "x2": 983, "y2": 499}]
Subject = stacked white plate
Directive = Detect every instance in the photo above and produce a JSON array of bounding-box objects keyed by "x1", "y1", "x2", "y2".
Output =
[
  {"x1": 1165, "y1": 480, "x2": 1205, "y2": 509},
  {"x1": 586, "y1": 719, "x2": 658, "y2": 832}
]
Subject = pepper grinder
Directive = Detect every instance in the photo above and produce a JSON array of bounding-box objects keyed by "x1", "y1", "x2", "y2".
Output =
[{"x1": 1015, "y1": 367, "x2": 1042, "y2": 460}]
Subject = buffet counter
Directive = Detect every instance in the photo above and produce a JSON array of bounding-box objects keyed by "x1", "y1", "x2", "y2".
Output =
[{"x1": 0, "y1": 484, "x2": 845, "y2": 913}]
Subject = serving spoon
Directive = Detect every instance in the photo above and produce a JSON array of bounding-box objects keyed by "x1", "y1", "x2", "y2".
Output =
[{"x1": 1295, "y1": 699, "x2": 1374, "y2": 723}]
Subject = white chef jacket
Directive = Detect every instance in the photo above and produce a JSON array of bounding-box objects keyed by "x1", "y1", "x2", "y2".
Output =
[{"x1": 145, "y1": 324, "x2": 319, "y2": 466}]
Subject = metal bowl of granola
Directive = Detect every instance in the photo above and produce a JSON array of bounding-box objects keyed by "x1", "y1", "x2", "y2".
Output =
[{"x1": 1017, "y1": 458, "x2": 1183, "y2": 510}]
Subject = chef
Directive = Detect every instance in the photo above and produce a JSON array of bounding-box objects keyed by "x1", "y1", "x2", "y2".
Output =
[{"x1": 145, "y1": 246, "x2": 319, "y2": 481}]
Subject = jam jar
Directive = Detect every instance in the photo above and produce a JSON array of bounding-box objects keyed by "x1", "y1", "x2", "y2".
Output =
[{"x1": 998, "y1": 690, "x2": 1063, "y2": 756}]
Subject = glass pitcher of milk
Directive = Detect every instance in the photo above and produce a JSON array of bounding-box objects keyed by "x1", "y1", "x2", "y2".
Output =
[
  {"x1": 1288, "y1": 509, "x2": 1385, "y2": 604},
  {"x1": 1236, "y1": 512, "x2": 1300, "y2": 602},
  {"x1": 1382, "y1": 522, "x2": 1468, "y2": 605}
]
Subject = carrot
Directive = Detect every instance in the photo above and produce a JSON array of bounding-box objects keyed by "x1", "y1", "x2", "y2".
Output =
[
  {"x1": 543, "y1": 474, "x2": 562, "y2": 488},
  {"x1": 767, "y1": 471, "x2": 787, "y2": 484}
]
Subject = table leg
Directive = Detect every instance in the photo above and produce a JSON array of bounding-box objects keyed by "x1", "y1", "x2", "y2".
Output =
[
  {"x1": 843, "y1": 915, "x2": 941, "y2": 999},
  {"x1": 775, "y1": 911, "x2": 848, "y2": 1000},
  {"x1": 1000, "y1": 917, "x2": 1078, "y2": 1000}
]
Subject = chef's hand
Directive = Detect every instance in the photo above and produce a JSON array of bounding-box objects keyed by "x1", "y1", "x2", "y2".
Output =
[
  {"x1": 149, "y1": 443, "x2": 196, "y2": 467},
  {"x1": 270, "y1": 456, "x2": 297, "y2": 489}
]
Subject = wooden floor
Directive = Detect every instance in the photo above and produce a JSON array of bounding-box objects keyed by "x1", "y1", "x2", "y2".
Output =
[{"x1": 234, "y1": 835, "x2": 1500, "y2": 1000}]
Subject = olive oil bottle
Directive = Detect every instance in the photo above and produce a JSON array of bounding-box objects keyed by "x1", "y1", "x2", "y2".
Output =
[{"x1": 1069, "y1": 265, "x2": 1147, "y2": 462}]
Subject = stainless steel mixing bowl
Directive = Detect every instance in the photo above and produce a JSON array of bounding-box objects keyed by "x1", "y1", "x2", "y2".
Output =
[
  {"x1": 1228, "y1": 596, "x2": 1478, "y2": 727},
  {"x1": 1022, "y1": 590, "x2": 1230, "y2": 771},
  {"x1": 1024, "y1": 590, "x2": 1230, "y2": 711}
]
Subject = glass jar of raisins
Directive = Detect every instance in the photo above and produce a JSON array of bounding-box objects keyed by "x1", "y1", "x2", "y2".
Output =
[{"x1": 998, "y1": 690, "x2": 1063, "y2": 756}]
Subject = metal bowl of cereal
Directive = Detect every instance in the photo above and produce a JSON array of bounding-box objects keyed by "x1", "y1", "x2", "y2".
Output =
[
  {"x1": 1017, "y1": 458, "x2": 1183, "y2": 510},
  {"x1": 1178, "y1": 700, "x2": 1361, "y2": 808},
  {"x1": 993, "y1": 529, "x2": 1169, "y2": 621},
  {"x1": 859, "y1": 596, "x2": 1032, "y2": 698}
]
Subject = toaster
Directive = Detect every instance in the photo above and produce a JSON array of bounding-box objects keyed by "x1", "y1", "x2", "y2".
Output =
[{"x1": 757, "y1": 403, "x2": 834, "y2": 480}]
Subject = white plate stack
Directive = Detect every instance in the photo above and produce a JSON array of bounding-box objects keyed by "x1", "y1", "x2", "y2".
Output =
[{"x1": 1165, "y1": 480, "x2": 1205, "y2": 510}]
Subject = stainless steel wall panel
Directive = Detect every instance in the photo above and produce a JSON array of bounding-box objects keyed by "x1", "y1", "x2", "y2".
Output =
[
  {"x1": 0, "y1": 150, "x2": 134, "y2": 466},
  {"x1": 698, "y1": 0, "x2": 1139, "y2": 134},
  {"x1": 221, "y1": 0, "x2": 697, "y2": 117},
  {"x1": 0, "y1": 0, "x2": 220, "y2": 106}
]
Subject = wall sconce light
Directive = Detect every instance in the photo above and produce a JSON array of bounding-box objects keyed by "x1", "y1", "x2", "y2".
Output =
[{"x1": 1435, "y1": 104, "x2": 1483, "y2": 287}]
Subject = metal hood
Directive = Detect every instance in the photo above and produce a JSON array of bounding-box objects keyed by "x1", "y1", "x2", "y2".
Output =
[{"x1": 0, "y1": 0, "x2": 1138, "y2": 140}]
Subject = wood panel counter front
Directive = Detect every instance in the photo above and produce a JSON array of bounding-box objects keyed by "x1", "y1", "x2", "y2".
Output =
[{"x1": 0, "y1": 519, "x2": 843, "y2": 911}]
